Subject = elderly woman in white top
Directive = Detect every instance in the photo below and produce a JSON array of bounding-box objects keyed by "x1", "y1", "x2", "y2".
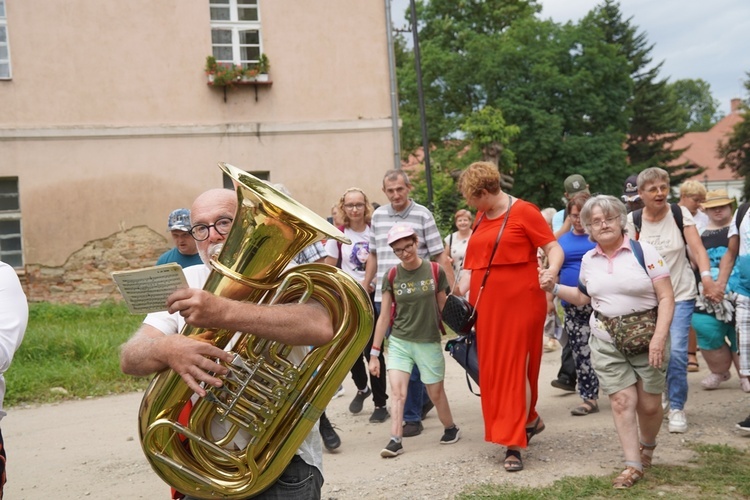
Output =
[{"x1": 539, "y1": 195, "x2": 674, "y2": 489}]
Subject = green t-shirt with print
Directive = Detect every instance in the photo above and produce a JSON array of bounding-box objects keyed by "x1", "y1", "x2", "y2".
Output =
[{"x1": 382, "y1": 260, "x2": 448, "y2": 343}]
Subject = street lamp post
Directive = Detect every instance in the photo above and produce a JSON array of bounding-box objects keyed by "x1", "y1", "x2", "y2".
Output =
[{"x1": 409, "y1": 0, "x2": 434, "y2": 211}]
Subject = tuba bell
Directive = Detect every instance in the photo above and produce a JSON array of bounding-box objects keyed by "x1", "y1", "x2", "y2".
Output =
[{"x1": 138, "y1": 163, "x2": 373, "y2": 499}]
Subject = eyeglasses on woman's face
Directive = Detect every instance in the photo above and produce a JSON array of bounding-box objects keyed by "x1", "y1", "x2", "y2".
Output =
[
  {"x1": 588, "y1": 215, "x2": 619, "y2": 230},
  {"x1": 343, "y1": 203, "x2": 366, "y2": 211},
  {"x1": 391, "y1": 241, "x2": 416, "y2": 256},
  {"x1": 189, "y1": 217, "x2": 233, "y2": 241}
]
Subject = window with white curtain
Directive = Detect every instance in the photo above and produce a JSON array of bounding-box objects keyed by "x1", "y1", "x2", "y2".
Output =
[{"x1": 209, "y1": 0, "x2": 262, "y2": 69}]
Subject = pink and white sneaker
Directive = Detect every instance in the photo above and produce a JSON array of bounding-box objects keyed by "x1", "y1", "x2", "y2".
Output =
[{"x1": 700, "y1": 371, "x2": 731, "y2": 390}]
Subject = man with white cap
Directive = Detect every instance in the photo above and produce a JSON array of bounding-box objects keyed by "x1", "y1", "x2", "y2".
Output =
[{"x1": 156, "y1": 208, "x2": 202, "y2": 268}]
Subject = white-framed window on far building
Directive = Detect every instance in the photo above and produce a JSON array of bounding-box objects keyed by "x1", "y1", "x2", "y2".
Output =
[
  {"x1": 0, "y1": 178, "x2": 23, "y2": 268},
  {"x1": 0, "y1": 0, "x2": 11, "y2": 79},
  {"x1": 209, "y1": 0, "x2": 262, "y2": 69}
]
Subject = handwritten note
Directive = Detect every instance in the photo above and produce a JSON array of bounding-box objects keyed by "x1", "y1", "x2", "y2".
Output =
[{"x1": 112, "y1": 263, "x2": 188, "y2": 314}]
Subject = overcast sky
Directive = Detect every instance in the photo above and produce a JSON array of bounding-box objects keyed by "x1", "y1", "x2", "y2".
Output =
[{"x1": 390, "y1": 0, "x2": 750, "y2": 116}]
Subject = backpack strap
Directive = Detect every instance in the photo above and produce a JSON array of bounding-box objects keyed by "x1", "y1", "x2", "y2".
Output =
[
  {"x1": 431, "y1": 262, "x2": 447, "y2": 335},
  {"x1": 334, "y1": 225, "x2": 345, "y2": 268},
  {"x1": 387, "y1": 266, "x2": 398, "y2": 326},
  {"x1": 629, "y1": 238, "x2": 648, "y2": 274},
  {"x1": 632, "y1": 208, "x2": 642, "y2": 241},
  {"x1": 737, "y1": 202, "x2": 750, "y2": 232},
  {"x1": 670, "y1": 204, "x2": 686, "y2": 245}
]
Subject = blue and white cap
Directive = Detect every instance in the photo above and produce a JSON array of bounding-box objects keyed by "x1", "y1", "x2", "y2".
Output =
[{"x1": 167, "y1": 208, "x2": 191, "y2": 232}]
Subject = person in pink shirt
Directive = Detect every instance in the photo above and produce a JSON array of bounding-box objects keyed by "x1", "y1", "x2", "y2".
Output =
[{"x1": 539, "y1": 195, "x2": 674, "y2": 489}]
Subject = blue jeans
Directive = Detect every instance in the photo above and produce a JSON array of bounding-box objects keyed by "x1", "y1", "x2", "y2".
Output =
[
  {"x1": 666, "y1": 299, "x2": 695, "y2": 411},
  {"x1": 375, "y1": 301, "x2": 427, "y2": 423}
]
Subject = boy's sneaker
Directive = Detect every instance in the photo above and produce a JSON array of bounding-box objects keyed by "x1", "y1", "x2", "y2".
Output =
[
  {"x1": 737, "y1": 415, "x2": 750, "y2": 436},
  {"x1": 440, "y1": 425, "x2": 461, "y2": 444},
  {"x1": 319, "y1": 414, "x2": 341, "y2": 451},
  {"x1": 668, "y1": 409, "x2": 688, "y2": 433},
  {"x1": 348, "y1": 387, "x2": 371, "y2": 414},
  {"x1": 369, "y1": 406, "x2": 390, "y2": 423},
  {"x1": 332, "y1": 385, "x2": 346, "y2": 399},
  {"x1": 380, "y1": 438, "x2": 403, "y2": 458}
]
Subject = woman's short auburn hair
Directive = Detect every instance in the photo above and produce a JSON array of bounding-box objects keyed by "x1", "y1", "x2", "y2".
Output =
[{"x1": 458, "y1": 162, "x2": 502, "y2": 199}]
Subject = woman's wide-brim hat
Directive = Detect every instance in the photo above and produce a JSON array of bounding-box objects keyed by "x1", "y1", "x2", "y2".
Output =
[{"x1": 702, "y1": 189, "x2": 734, "y2": 209}]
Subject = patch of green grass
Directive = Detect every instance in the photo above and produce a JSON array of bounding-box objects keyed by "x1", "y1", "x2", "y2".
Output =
[
  {"x1": 5, "y1": 301, "x2": 150, "y2": 406},
  {"x1": 457, "y1": 444, "x2": 750, "y2": 499}
]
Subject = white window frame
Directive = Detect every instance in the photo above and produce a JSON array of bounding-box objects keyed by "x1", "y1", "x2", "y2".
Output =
[
  {"x1": 0, "y1": 178, "x2": 23, "y2": 268},
  {"x1": 0, "y1": 0, "x2": 11, "y2": 80},
  {"x1": 209, "y1": 0, "x2": 262, "y2": 69}
]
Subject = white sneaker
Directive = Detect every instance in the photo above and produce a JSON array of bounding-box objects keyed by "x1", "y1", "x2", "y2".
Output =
[
  {"x1": 332, "y1": 385, "x2": 345, "y2": 399},
  {"x1": 668, "y1": 409, "x2": 688, "y2": 433},
  {"x1": 701, "y1": 371, "x2": 731, "y2": 390}
]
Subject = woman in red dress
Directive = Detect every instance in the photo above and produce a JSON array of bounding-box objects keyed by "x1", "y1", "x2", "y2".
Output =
[{"x1": 458, "y1": 162, "x2": 563, "y2": 472}]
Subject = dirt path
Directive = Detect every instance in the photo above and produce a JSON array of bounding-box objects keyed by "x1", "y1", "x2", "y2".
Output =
[{"x1": 4, "y1": 348, "x2": 750, "y2": 499}]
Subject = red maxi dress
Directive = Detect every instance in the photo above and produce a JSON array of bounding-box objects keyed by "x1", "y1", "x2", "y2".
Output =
[{"x1": 464, "y1": 199, "x2": 555, "y2": 448}]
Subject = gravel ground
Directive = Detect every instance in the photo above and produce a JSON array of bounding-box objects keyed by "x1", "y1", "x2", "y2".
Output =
[{"x1": 4, "y1": 346, "x2": 749, "y2": 499}]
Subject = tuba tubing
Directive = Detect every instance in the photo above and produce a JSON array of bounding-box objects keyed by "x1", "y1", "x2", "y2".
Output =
[{"x1": 138, "y1": 164, "x2": 373, "y2": 499}]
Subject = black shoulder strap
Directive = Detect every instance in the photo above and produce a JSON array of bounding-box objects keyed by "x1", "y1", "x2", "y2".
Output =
[
  {"x1": 738, "y1": 202, "x2": 750, "y2": 232},
  {"x1": 632, "y1": 208, "x2": 642, "y2": 240},
  {"x1": 670, "y1": 204, "x2": 686, "y2": 245}
]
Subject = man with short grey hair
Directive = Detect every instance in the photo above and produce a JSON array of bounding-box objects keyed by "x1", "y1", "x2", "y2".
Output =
[{"x1": 364, "y1": 169, "x2": 453, "y2": 437}]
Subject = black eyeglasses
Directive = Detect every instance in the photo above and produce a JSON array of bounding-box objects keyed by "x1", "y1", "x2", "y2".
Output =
[
  {"x1": 392, "y1": 242, "x2": 416, "y2": 256},
  {"x1": 189, "y1": 217, "x2": 233, "y2": 241}
]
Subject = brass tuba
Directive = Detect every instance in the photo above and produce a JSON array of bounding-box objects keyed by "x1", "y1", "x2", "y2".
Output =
[{"x1": 138, "y1": 163, "x2": 373, "y2": 499}]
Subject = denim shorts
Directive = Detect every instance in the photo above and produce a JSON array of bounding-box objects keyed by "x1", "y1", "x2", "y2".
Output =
[{"x1": 387, "y1": 336, "x2": 445, "y2": 384}]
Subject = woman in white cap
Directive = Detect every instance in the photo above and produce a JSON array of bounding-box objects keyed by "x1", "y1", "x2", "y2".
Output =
[
  {"x1": 692, "y1": 189, "x2": 750, "y2": 392},
  {"x1": 369, "y1": 223, "x2": 460, "y2": 458}
]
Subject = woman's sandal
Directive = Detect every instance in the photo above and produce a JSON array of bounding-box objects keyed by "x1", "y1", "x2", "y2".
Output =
[
  {"x1": 687, "y1": 351, "x2": 700, "y2": 372},
  {"x1": 640, "y1": 442, "x2": 657, "y2": 469},
  {"x1": 525, "y1": 417, "x2": 545, "y2": 444},
  {"x1": 612, "y1": 466, "x2": 644, "y2": 489},
  {"x1": 504, "y1": 449, "x2": 524, "y2": 472},
  {"x1": 570, "y1": 399, "x2": 599, "y2": 416}
]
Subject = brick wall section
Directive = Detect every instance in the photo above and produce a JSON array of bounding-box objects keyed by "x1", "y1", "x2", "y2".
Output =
[{"x1": 23, "y1": 226, "x2": 170, "y2": 305}]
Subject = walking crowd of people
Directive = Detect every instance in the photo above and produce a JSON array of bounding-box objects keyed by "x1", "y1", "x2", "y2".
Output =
[
  {"x1": 111, "y1": 163, "x2": 750, "y2": 499},
  {"x1": 312, "y1": 164, "x2": 750, "y2": 490}
]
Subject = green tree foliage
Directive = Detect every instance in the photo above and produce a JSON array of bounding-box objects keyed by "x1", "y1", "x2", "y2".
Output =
[
  {"x1": 669, "y1": 78, "x2": 723, "y2": 132},
  {"x1": 583, "y1": 0, "x2": 700, "y2": 185},
  {"x1": 719, "y1": 74, "x2": 750, "y2": 199},
  {"x1": 398, "y1": 0, "x2": 705, "y2": 211}
]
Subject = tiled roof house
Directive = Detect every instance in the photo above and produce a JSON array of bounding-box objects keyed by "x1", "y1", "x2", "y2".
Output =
[{"x1": 676, "y1": 98, "x2": 746, "y2": 200}]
